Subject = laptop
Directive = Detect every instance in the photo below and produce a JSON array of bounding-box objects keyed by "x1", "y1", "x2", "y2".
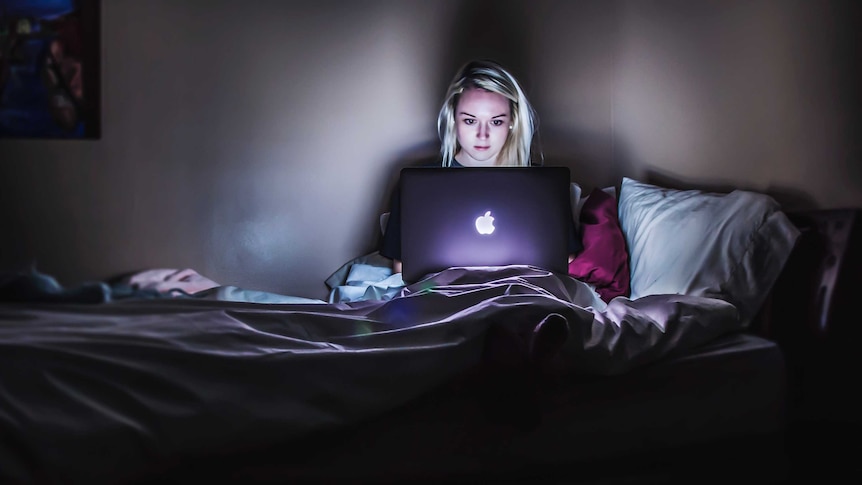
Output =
[{"x1": 399, "y1": 166, "x2": 572, "y2": 283}]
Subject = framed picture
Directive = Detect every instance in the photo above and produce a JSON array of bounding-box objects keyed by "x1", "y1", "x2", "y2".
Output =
[{"x1": 0, "y1": 0, "x2": 100, "y2": 139}]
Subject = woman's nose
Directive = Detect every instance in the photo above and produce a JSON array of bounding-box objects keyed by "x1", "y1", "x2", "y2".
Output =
[{"x1": 478, "y1": 122, "x2": 489, "y2": 138}]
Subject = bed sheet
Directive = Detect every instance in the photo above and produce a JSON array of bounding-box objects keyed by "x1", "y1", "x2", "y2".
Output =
[{"x1": 0, "y1": 265, "x2": 744, "y2": 483}]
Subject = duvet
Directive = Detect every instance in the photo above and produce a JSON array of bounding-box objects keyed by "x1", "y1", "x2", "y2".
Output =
[{"x1": 0, "y1": 265, "x2": 742, "y2": 483}]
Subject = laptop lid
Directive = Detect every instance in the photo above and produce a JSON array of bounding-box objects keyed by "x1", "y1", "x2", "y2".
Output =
[{"x1": 399, "y1": 166, "x2": 572, "y2": 283}]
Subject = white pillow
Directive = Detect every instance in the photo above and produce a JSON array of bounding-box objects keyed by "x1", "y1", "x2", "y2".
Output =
[{"x1": 617, "y1": 177, "x2": 800, "y2": 327}]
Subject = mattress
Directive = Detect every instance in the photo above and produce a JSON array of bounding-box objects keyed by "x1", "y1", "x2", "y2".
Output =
[{"x1": 195, "y1": 332, "x2": 786, "y2": 483}]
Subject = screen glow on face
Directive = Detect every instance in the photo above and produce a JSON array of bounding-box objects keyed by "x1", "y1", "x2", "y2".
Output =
[
  {"x1": 455, "y1": 88, "x2": 511, "y2": 167},
  {"x1": 475, "y1": 210, "x2": 495, "y2": 234}
]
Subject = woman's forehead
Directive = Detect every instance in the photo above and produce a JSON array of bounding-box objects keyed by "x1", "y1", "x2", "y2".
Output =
[{"x1": 457, "y1": 87, "x2": 510, "y2": 115}]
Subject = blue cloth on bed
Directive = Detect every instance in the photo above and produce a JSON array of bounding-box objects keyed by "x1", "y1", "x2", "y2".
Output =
[
  {"x1": 324, "y1": 251, "x2": 406, "y2": 303},
  {"x1": 0, "y1": 269, "x2": 110, "y2": 303},
  {"x1": 0, "y1": 268, "x2": 175, "y2": 303}
]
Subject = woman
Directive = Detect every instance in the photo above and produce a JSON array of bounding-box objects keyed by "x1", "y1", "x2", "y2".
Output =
[
  {"x1": 380, "y1": 59, "x2": 579, "y2": 272},
  {"x1": 437, "y1": 59, "x2": 538, "y2": 168}
]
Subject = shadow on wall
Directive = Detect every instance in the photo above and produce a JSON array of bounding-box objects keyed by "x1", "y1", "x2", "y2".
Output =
[
  {"x1": 442, "y1": 0, "x2": 534, "y2": 98},
  {"x1": 644, "y1": 168, "x2": 819, "y2": 213}
]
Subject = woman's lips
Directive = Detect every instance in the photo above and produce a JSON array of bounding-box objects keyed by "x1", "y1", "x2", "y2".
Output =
[{"x1": 474, "y1": 146, "x2": 490, "y2": 151}]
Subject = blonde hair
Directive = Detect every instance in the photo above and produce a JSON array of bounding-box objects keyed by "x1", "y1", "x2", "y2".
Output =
[{"x1": 437, "y1": 60, "x2": 539, "y2": 167}]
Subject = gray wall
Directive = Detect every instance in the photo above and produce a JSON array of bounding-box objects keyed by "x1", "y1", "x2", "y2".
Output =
[
  {"x1": 614, "y1": 0, "x2": 862, "y2": 208},
  {"x1": 1, "y1": 0, "x2": 859, "y2": 299}
]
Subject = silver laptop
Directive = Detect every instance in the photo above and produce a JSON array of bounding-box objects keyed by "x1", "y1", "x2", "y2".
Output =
[{"x1": 399, "y1": 166, "x2": 572, "y2": 283}]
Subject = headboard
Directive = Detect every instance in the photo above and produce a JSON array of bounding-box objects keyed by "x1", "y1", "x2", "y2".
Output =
[
  {"x1": 760, "y1": 209, "x2": 859, "y2": 341},
  {"x1": 755, "y1": 208, "x2": 860, "y2": 422}
]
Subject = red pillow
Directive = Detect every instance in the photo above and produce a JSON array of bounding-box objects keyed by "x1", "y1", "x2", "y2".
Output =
[{"x1": 568, "y1": 188, "x2": 631, "y2": 302}]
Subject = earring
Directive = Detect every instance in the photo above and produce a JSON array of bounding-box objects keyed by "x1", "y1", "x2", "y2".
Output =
[{"x1": 509, "y1": 125, "x2": 513, "y2": 130}]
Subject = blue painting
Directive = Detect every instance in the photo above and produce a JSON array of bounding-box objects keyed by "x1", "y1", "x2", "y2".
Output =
[{"x1": 0, "y1": 0, "x2": 99, "y2": 139}]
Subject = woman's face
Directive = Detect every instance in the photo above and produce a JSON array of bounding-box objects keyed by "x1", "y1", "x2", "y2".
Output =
[{"x1": 454, "y1": 87, "x2": 511, "y2": 166}]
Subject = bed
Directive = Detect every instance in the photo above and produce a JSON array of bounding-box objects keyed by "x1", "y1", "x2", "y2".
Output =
[{"x1": 1, "y1": 176, "x2": 851, "y2": 484}]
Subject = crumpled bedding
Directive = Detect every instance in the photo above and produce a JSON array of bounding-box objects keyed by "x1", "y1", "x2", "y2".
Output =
[
  {"x1": 323, "y1": 251, "x2": 406, "y2": 302},
  {"x1": 0, "y1": 265, "x2": 741, "y2": 484}
]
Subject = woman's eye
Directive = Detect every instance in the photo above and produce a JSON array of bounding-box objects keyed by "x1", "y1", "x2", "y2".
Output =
[
  {"x1": 463, "y1": 119, "x2": 476, "y2": 125},
  {"x1": 492, "y1": 120, "x2": 504, "y2": 126}
]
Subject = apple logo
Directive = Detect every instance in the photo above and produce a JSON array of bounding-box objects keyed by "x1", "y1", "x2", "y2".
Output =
[{"x1": 475, "y1": 210, "x2": 495, "y2": 235}]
